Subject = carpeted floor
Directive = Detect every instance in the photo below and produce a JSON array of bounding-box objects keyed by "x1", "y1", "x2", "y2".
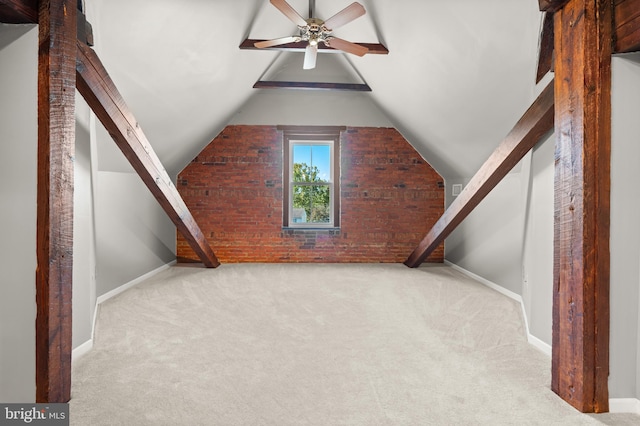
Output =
[{"x1": 70, "y1": 264, "x2": 640, "y2": 425}]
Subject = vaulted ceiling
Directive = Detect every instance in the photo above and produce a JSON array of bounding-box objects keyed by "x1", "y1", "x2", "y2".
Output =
[{"x1": 6, "y1": 0, "x2": 545, "y2": 179}]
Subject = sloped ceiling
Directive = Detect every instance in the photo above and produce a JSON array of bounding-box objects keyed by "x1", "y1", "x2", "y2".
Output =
[{"x1": 86, "y1": 0, "x2": 544, "y2": 180}]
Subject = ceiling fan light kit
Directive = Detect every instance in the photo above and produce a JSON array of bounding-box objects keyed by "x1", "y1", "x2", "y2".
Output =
[{"x1": 255, "y1": 0, "x2": 370, "y2": 70}]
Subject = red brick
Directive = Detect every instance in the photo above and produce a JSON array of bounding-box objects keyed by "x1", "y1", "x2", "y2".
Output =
[{"x1": 177, "y1": 125, "x2": 444, "y2": 263}]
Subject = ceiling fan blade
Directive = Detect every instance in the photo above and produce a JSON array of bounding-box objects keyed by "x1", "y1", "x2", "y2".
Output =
[
  {"x1": 303, "y1": 44, "x2": 318, "y2": 69},
  {"x1": 270, "y1": 0, "x2": 308, "y2": 27},
  {"x1": 254, "y1": 36, "x2": 301, "y2": 48},
  {"x1": 326, "y1": 37, "x2": 368, "y2": 57},
  {"x1": 323, "y1": 2, "x2": 366, "y2": 30}
]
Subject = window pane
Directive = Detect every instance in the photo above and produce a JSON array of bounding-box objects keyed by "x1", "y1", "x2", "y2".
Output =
[
  {"x1": 292, "y1": 185, "x2": 331, "y2": 224},
  {"x1": 292, "y1": 143, "x2": 331, "y2": 183},
  {"x1": 292, "y1": 145, "x2": 311, "y2": 170},
  {"x1": 312, "y1": 145, "x2": 331, "y2": 182}
]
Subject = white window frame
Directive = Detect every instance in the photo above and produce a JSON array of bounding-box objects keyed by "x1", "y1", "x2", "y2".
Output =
[
  {"x1": 288, "y1": 140, "x2": 335, "y2": 228},
  {"x1": 279, "y1": 126, "x2": 344, "y2": 229}
]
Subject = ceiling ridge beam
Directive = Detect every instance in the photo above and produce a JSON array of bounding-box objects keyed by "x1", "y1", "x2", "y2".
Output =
[
  {"x1": 404, "y1": 80, "x2": 554, "y2": 268},
  {"x1": 253, "y1": 80, "x2": 371, "y2": 91},
  {"x1": 75, "y1": 41, "x2": 220, "y2": 268}
]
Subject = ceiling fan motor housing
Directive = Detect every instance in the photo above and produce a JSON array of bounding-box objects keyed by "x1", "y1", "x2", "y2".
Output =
[{"x1": 301, "y1": 18, "x2": 328, "y2": 46}]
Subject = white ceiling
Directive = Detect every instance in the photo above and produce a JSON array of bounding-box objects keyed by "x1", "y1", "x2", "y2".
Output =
[{"x1": 85, "y1": 0, "x2": 545, "y2": 179}]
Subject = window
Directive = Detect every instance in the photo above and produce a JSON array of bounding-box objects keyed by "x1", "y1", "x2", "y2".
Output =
[
  {"x1": 290, "y1": 142, "x2": 333, "y2": 225},
  {"x1": 280, "y1": 126, "x2": 344, "y2": 228}
]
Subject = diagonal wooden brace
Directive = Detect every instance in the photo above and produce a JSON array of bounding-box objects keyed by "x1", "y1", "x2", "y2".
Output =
[
  {"x1": 404, "y1": 80, "x2": 554, "y2": 268},
  {"x1": 75, "y1": 41, "x2": 219, "y2": 268}
]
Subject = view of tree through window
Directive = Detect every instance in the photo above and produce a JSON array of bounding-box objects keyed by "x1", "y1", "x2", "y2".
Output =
[{"x1": 292, "y1": 144, "x2": 331, "y2": 224}]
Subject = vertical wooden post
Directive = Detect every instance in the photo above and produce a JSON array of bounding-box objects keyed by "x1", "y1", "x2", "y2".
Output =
[
  {"x1": 36, "y1": 0, "x2": 76, "y2": 403},
  {"x1": 552, "y1": 0, "x2": 611, "y2": 412}
]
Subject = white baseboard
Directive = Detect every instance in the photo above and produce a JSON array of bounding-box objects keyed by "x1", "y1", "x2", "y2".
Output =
[
  {"x1": 72, "y1": 261, "x2": 176, "y2": 361},
  {"x1": 444, "y1": 261, "x2": 640, "y2": 412},
  {"x1": 526, "y1": 332, "x2": 552, "y2": 356},
  {"x1": 444, "y1": 260, "x2": 552, "y2": 356},
  {"x1": 71, "y1": 339, "x2": 93, "y2": 362},
  {"x1": 96, "y1": 260, "x2": 176, "y2": 305},
  {"x1": 444, "y1": 260, "x2": 522, "y2": 302},
  {"x1": 609, "y1": 398, "x2": 640, "y2": 414}
]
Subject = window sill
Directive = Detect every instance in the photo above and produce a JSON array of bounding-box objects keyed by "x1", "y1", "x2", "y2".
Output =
[{"x1": 282, "y1": 227, "x2": 341, "y2": 234}]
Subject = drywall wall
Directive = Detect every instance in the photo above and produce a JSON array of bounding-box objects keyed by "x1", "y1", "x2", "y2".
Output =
[
  {"x1": 521, "y1": 134, "x2": 554, "y2": 345},
  {"x1": 85, "y1": 1, "x2": 176, "y2": 307},
  {"x1": 0, "y1": 24, "x2": 37, "y2": 403},
  {"x1": 230, "y1": 89, "x2": 393, "y2": 129},
  {"x1": 609, "y1": 54, "x2": 640, "y2": 399},
  {"x1": 94, "y1": 171, "x2": 176, "y2": 296},
  {"x1": 73, "y1": 93, "x2": 97, "y2": 349},
  {"x1": 445, "y1": 170, "x2": 527, "y2": 296},
  {"x1": 229, "y1": 53, "x2": 393, "y2": 129}
]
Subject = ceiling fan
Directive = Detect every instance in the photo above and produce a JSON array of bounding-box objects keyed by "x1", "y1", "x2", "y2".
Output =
[{"x1": 254, "y1": 0, "x2": 369, "y2": 70}]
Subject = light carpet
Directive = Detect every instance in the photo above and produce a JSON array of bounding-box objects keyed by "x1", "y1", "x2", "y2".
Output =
[{"x1": 70, "y1": 263, "x2": 639, "y2": 425}]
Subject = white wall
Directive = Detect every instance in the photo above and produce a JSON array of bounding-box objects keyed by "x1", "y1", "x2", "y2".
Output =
[
  {"x1": 94, "y1": 171, "x2": 176, "y2": 296},
  {"x1": 84, "y1": 0, "x2": 177, "y2": 299},
  {"x1": 73, "y1": 93, "x2": 98, "y2": 350},
  {"x1": 445, "y1": 169, "x2": 528, "y2": 296},
  {"x1": 230, "y1": 89, "x2": 392, "y2": 129},
  {"x1": 228, "y1": 46, "x2": 393, "y2": 129},
  {"x1": 522, "y1": 134, "x2": 554, "y2": 345},
  {"x1": 0, "y1": 24, "x2": 37, "y2": 403},
  {"x1": 610, "y1": 54, "x2": 640, "y2": 399}
]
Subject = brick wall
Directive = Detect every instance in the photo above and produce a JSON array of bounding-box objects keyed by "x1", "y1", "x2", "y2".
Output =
[{"x1": 177, "y1": 125, "x2": 444, "y2": 263}]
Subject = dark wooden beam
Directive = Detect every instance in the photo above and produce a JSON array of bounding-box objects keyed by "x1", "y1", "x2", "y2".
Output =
[
  {"x1": 404, "y1": 80, "x2": 555, "y2": 268},
  {"x1": 0, "y1": 0, "x2": 37, "y2": 23},
  {"x1": 538, "y1": 0, "x2": 640, "y2": 61},
  {"x1": 35, "y1": 0, "x2": 76, "y2": 403},
  {"x1": 253, "y1": 80, "x2": 371, "y2": 91},
  {"x1": 551, "y1": 0, "x2": 612, "y2": 413},
  {"x1": 75, "y1": 42, "x2": 220, "y2": 268},
  {"x1": 240, "y1": 38, "x2": 389, "y2": 55},
  {"x1": 539, "y1": 0, "x2": 571, "y2": 12},
  {"x1": 76, "y1": 7, "x2": 93, "y2": 46},
  {"x1": 614, "y1": 0, "x2": 640, "y2": 53},
  {"x1": 536, "y1": 11, "x2": 555, "y2": 83},
  {"x1": 0, "y1": 0, "x2": 94, "y2": 46}
]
